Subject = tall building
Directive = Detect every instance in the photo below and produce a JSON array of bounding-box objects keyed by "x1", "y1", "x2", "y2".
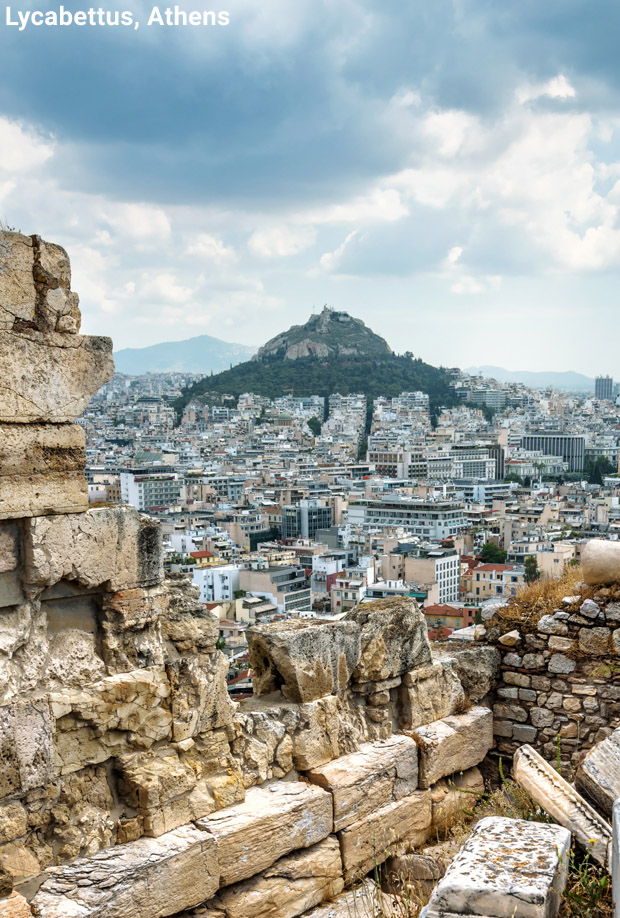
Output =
[
  {"x1": 595, "y1": 375, "x2": 614, "y2": 401},
  {"x1": 520, "y1": 433, "x2": 585, "y2": 473},
  {"x1": 281, "y1": 499, "x2": 333, "y2": 539}
]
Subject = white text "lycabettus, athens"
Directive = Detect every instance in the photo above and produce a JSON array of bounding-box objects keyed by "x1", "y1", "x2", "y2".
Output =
[{"x1": 3, "y1": 7, "x2": 230, "y2": 30}]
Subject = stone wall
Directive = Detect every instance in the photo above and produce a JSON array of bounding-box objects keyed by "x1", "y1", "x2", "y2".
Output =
[
  {"x1": 484, "y1": 588, "x2": 620, "y2": 775},
  {"x1": 0, "y1": 233, "x2": 497, "y2": 918}
]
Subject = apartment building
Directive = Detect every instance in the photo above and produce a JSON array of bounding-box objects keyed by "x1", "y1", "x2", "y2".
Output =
[{"x1": 347, "y1": 498, "x2": 466, "y2": 540}]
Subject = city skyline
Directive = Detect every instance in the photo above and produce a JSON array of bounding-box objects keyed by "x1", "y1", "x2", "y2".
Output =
[{"x1": 3, "y1": 1, "x2": 620, "y2": 374}]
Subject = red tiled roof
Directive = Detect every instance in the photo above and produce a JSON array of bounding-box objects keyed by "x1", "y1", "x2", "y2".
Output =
[{"x1": 474, "y1": 564, "x2": 514, "y2": 572}]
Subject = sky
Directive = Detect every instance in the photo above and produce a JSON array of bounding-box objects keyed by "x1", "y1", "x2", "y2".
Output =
[{"x1": 2, "y1": 0, "x2": 620, "y2": 374}]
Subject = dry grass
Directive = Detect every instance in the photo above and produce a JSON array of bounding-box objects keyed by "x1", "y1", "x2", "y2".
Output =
[{"x1": 490, "y1": 565, "x2": 592, "y2": 633}]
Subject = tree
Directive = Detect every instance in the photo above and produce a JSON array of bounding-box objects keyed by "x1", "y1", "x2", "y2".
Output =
[
  {"x1": 524, "y1": 555, "x2": 541, "y2": 585},
  {"x1": 307, "y1": 416, "x2": 322, "y2": 437},
  {"x1": 480, "y1": 542, "x2": 507, "y2": 564},
  {"x1": 585, "y1": 456, "x2": 615, "y2": 485}
]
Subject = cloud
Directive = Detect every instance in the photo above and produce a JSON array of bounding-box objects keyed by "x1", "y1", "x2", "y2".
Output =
[
  {"x1": 516, "y1": 73, "x2": 577, "y2": 105},
  {"x1": 188, "y1": 233, "x2": 237, "y2": 263},
  {"x1": 0, "y1": 116, "x2": 53, "y2": 173},
  {"x1": 248, "y1": 225, "x2": 316, "y2": 257},
  {"x1": 319, "y1": 231, "x2": 359, "y2": 272}
]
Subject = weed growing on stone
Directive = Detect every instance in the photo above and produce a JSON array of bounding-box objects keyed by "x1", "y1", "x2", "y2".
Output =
[{"x1": 559, "y1": 847, "x2": 612, "y2": 918}]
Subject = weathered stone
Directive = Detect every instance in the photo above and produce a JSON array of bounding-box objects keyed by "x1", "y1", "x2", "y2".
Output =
[
  {"x1": 408, "y1": 707, "x2": 493, "y2": 789},
  {"x1": 433, "y1": 645, "x2": 500, "y2": 704},
  {"x1": 537, "y1": 614, "x2": 568, "y2": 636},
  {"x1": 345, "y1": 597, "x2": 432, "y2": 683},
  {"x1": 430, "y1": 767, "x2": 485, "y2": 832},
  {"x1": 548, "y1": 653, "x2": 576, "y2": 674},
  {"x1": 0, "y1": 473, "x2": 87, "y2": 521},
  {"x1": 0, "y1": 699, "x2": 53, "y2": 799},
  {"x1": 208, "y1": 837, "x2": 344, "y2": 918},
  {"x1": 197, "y1": 782, "x2": 333, "y2": 886},
  {"x1": 167, "y1": 653, "x2": 236, "y2": 742},
  {"x1": 576, "y1": 726, "x2": 620, "y2": 817},
  {"x1": 300, "y1": 881, "x2": 399, "y2": 918},
  {"x1": 498, "y1": 630, "x2": 521, "y2": 646},
  {"x1": 51, "y1": 668, "x2": 171, "y2": 774},
  {"x1": 548, "y1": 636, "x2": 575, "y2": 652},
  {"x1": 583, "y1": 539, "x2": 620, "y2": 585},
  {"x1": 579, "y1": 627, "x2": 611, "y2": 656},
  {"x1": 247, "y1": 620, "x2": 360, "y2": 703},
  {"x1": 0, "y1": 234, "x2": 36, "y2": 329},
  {"x1": 23, "y1": 507, "x2": 162, "y2": 592},
  {"x1": 0, "y1": 805, "x2": 27, "y2": 845},
  {"x1": 513, "y1": 744, "x2": 611, "y2": 867},
  {"x1": 100, "y1": 587, "x2": 166, "y2": 673},
  {"x1": 423, "y1": 816, "x2": 570, "y2": 918},
  {"x1": 116, "y1": 732, "x2": 244, "y2": 837},
  {"x1": 512, "y1": 724, "x2": 538, "y2": 743},
  {"x1": 338, "y1": 790, "x2": 431, "y2": 882},
  {"x1": 0, "y1": 842, "x2": 40, "y2": 885},
  {"x1": 161, "y1": 577, "x2": 218, "y2": 655},
  {"x1": 530, "y1": 707, "x2": 555, "y2": 728},
  {"x1": 0, "y1": 892, "x2": 31, "y2": 918},
  {"x1": 0, "y1": 328, "x2": 113, "y2": 424},
  {"x1": 306, "y1": 735, "x2": 418, "y2": 831},
  {"x1": 399, "y1": 661, "x2": 464, "y2": 730},
  {"x1": 30, "y1": 824, "x2": 219, "y2": 918}
]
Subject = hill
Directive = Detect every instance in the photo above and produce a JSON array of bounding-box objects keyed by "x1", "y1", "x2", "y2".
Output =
[
  {"x1": 466, "y1": 365, "x2": 594, "y2": 391},
  {"x1": 255, "y1": 306, "x2": 392, "y2": 361},
  {"x1": 174, "y1": 307, "x2": 458, "y2": 422},
  {"x1": 114, "y1": 334, "x2": 257, "y2": 375}
]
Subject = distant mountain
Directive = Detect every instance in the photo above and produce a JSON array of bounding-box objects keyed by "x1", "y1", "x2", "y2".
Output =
[
  {"x1": 255, "y1": 305, "x2": 392, "y2": 361},
  {"x1": 114, "y1": 335, "x2": 257, "y2": 375},
  {"x1": 175, "y1": 306, "x2": 457, "y2": 422},
  {"x1": 466, "y1": 365, "x2": 595, "y2": 391}
]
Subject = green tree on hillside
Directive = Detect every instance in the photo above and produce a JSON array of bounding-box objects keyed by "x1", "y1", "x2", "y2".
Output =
[
  {"x1": 480, "y1": 542, "x2": 507, "y2": 564},
  {"x1": 524, "y1": 555, "x2": 541, "y2": 585}
]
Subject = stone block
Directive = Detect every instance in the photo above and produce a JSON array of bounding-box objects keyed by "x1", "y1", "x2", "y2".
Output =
[
  {"x1": 100, "y1": 587, "x2": 165, "y2": 673},
  {"x1": 209, "y1": 837, "x2": 344, "y2": 918},
  {"x1": 548, "y1": 654, "x2": 576, "y2": 674},
  {"x1": 23, "y1": 507, "x2": 162, "y2": 592},
  {"x1": 51, "y1": 668, "x2": 172, "y2": 774},
  {"x1": 583, "y1": 539, "x2": 620, "y2": 586},
  {"x1": 430, "y1": 767, "x2": 484, "y2": 832},
  {"x1": 338, "y1": 790, "x2": 431, "y2": 883},
  {"x1": 247, "y1": 619, "x2": 360, "y2": 703},
  {"x1": 345, "y1": 597, "x2": 432, "y2": 683},
  {"x1": 300, "y1": 882, "x2": 399, "y2": 918},
  {"x1": 432, "y1": 645, "x2": 500, "y2": 704},
  {"x1": 306, "y1": 735, "x2": 418, "y2": 831},
  {"x1": 197, "y1": 781, "x2": 333, "y2": 886},
  {"x1": 399, "y1": 661, "x2": 464, "y2": 730},
  {"x1": 116, "y1": 732, "x2": 244, "y2": 837},
  {"x1": 423, "y1": 816, "x2": 570, "y2": 918},
  {"x1": 0, "y1": 473, "x2": 87, "y2": 521},
  {"x1": 30, "y1": 824, "x2": 219, "y2": 918},
  {"x1": 408, "y1": 707, "x2": 493, "y2": 789},
  {"x1": 0, "y1": 328, "x2": 113, "y2": 424},
  {"x1": 0, "y1": 698, "x2": 53, "y2": 799},
  {"x1": 576, "y1": 726, "x2": 620, "y2": 817},
  {"x1": 161, "y1": 577, "x2": 218, "y2": 655},
  {"x1": 579, "y1": 627, "x2": 611, "y2": 656},
  {"x1": 0, "y1": 892, "x2": 32, "y2": 917},
  {"x1": 514, "y1": 744, "x2": 611, "y2": 867},
  {"x1": 0, "y1": 805, "x2": 27, "y2": 845},
  {"x1": 167, "y1": 652, "x2": 236, "y2": 742},
  {"x1": 0, "y1": 233, "x2": 36, "y2": 329}
]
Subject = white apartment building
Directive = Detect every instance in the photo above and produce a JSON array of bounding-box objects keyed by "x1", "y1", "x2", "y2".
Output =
[
  {"x1": 193, "y1": 564, "x2": 240, "y2": 602},
  {"x1": 347, "y1": 498, "x2": 466, "y2": 541}
]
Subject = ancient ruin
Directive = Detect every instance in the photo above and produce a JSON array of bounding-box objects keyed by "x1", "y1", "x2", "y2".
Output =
[{"x1": 3, "y1": 232, "x2": 620, "y2": 917}]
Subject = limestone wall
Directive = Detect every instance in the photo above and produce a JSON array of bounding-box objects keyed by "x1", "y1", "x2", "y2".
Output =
[
  {"x1": 0, "y1": 233, "x2": 497, "y2": 918},
  {"x1": 484, "y1": 589, "x2": 620, "y2": 775}
]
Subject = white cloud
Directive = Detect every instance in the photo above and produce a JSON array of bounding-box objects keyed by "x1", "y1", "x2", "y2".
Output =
[
  {"x1": 0, "y1": 117, "x2": 54, "y2": 173},
  {"x1": 319, "y1": 230, "x2": 358, "y2": 272},
  {"x1": 103, "y1": 203, "x2": 171, "y2": 241},
  {"x1": 516, "y1": 73, "x2": 576, "y2": 105},
  {"x1": 140, "y1": 272, "x2": 193, "y2": 304},
  {"x1": 248, "y1": 225, "x2": 316, "y2": 257},
  {"x1": 188, "y1": 233, "x2": 237, "y2": 263},
  {"x1": 451, "y1": 274, "x2": 502, "y2": 295},
  {"x1": 303, "y1": 188, "x2": 408, "y2": 225}
]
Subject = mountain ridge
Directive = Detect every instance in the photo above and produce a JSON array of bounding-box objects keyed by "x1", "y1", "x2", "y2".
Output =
[
  {"x1": 114, "y1": 334, "x2": 257, "y2": 375},
  {"x1": 467, "y1": 365, "x2": 595, "y2": 390}
]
